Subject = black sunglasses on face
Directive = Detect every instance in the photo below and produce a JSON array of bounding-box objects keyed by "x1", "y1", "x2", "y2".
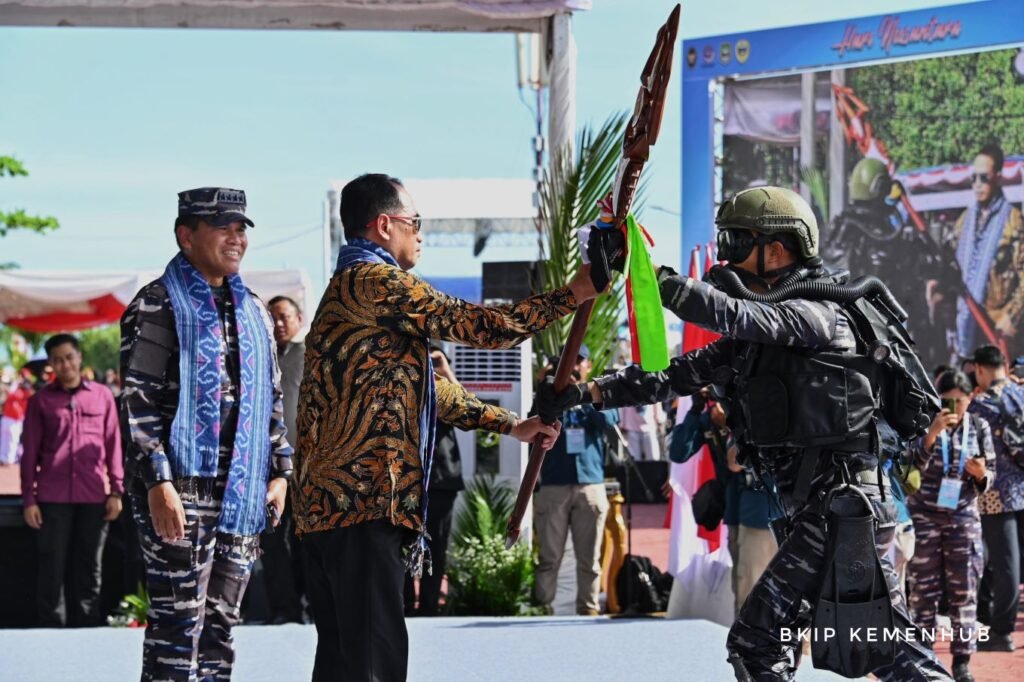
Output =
[
  {"x1": 384, "y1": 215, "x2": 423, "y2": 233},
  {"x1": 971, "y1": 173, "x2": 993, "y2": 185}
]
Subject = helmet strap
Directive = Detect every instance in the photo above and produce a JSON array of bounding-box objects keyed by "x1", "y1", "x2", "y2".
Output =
[
  {"x1": 756, "y1": 237, "x2": 801, "y2": 281},
  {"x1": 724, "y1": 263, "x2": 770, "y2": 291},
  {"x1": 760, "y1": 261, "x2": 801, "y2": 282}
]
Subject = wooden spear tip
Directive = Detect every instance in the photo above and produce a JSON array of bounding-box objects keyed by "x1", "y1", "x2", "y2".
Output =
[{"x1": 666, "y1": 5, "x2": 681, "y2": 38}]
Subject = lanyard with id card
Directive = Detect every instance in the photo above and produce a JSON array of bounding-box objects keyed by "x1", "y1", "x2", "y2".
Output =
[
  {"x1": 936, "y1": 422, "x2": 967, "y2": 510},
  {"x1": 565, "y1": 409, "x2": 586, "y2": 455},
  {"x1": 566, "y1": 428, "x2": 586, "y2": 454}
]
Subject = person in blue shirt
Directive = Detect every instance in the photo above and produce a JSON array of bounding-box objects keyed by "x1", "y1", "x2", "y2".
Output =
[
  {"x1": 670, "y1": 390, "x2": 776, "y2": 616},
  {"x1": 885, "y1": 457, "x2": 916, "y2": 602},
  {"x1": 533, "y1": 345, "x2": 618, "y2": 616}
]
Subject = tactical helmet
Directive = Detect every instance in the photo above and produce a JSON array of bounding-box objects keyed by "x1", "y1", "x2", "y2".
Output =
[
  {"x1": 715, "y1": 186, "x2": 818, "y2": 260},
  {"x1": 848, "y1": 158, "x2": 891, "y2": 202}
]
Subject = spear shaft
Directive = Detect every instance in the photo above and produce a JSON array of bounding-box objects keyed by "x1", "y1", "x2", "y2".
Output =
[{"x1": 505, "y1": 4, "x2": 680, "y2": 549}]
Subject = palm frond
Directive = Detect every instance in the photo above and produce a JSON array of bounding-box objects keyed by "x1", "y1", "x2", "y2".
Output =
[
  {"x1": 534, "y1": 112, "x2": 639, "y2": 377},
  {"x1": 451, "y1": 474, "x2": 516, "y2": 548},
  {"x1": 800, "y1": 166, "x2": 829, "y2": 223}
]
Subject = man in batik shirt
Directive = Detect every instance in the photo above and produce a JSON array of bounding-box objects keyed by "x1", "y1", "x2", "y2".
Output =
[{"x1": 295, "y1": 173, "x2": 602, "y2": 682}]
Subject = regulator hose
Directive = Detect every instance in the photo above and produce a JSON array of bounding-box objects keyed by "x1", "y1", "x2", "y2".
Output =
[{"x1": 708, "y1": 264, "x2": 908, "y2": 322}]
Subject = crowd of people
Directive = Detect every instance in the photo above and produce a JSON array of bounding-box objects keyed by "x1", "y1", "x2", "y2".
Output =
[{"x1": 1, "y1": 175, "x2": 1023, "y2": 682}]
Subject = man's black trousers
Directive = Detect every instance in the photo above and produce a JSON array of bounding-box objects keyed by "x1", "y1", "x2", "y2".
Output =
[
  {"x1": 259, "y1": 498, "x2": 305, "y2": 623},
  {"x1": 978, "y1": 510, "x2": 1024, "y2": 636},
  {"x1": 36, "y1": 502, "x2": 108, "y2": 627},
  {"x1": 303, "y1": 520, "x2": 412, "y2": 682}
]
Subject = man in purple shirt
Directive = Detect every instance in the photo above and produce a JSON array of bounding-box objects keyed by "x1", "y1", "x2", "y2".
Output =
[{"x1": 20, "y1": 333, "x2": 123, "y2": 627}]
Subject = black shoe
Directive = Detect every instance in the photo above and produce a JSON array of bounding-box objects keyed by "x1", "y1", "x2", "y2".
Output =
[
  {"x1": 952, "y1": 662, "x2": 975, "y2": 682},
  {"x1": 977, "y1": 633, "x2": 1016, "y2": 652}
]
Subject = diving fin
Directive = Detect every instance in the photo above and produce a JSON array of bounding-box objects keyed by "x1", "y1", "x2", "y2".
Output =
[{"x1": 811, "y1": 485, "x2": 896, "y2": 678}]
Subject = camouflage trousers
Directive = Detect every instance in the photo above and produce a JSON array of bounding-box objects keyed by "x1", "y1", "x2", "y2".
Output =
[
  {"x1": 132, "y1": 483, "x2": 259, "y2": 682},
  {"x1": 908, "y1": 509, "x2": 983, "y2": 656},
  {"x1": 726, "y1": 487, "x2": 953, "y2": 681}
]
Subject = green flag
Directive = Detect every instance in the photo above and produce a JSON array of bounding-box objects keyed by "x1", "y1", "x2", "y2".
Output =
[{"x1": 624, "y1": 214, "x2": 669, "y2": 372}]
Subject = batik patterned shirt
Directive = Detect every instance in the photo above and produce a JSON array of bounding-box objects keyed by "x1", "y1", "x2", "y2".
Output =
[
  {"x1": 294, "y1": 262, "x2": 576, "y2": 535},
  {"x1": 972, "y1": 378, "x2": 1024, "y2": 514},
  {"x1": 952, "y1": 197, "x2": 1024, "y2": 335}
]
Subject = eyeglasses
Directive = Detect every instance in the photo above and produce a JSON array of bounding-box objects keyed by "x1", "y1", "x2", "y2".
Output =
[
  {"x1": 383, "y1": 214, "x2": 423, "y2": 233},
  {"x1": 971, "y1": 173, "x2": 993, "y2": 185}
]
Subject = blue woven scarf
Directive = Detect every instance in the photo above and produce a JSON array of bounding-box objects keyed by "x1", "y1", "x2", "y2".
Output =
[
  {"x1": 162, "y1": 252, "x2": 276, "y2": 536},
  {"x1": 336, "y1": 238, "x2": 437, "y2": 576},
  {"x1": 955, "y1": 192, "x2": 1011, "y2": 356}
]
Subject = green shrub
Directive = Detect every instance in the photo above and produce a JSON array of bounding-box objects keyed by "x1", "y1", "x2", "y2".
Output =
[
  {"x1": 108, "y1": 582, "x2": 149, "y2": 628},
  {"x1": 445, "y1": 475, "x2": 535, "y2": 616},
  {"x1": 446, "y1": 533, "x2": 535, "y2": 616}
]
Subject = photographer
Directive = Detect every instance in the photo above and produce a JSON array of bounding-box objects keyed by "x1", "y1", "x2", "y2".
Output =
[{"x1": 907, "y1": 369, "x2": 994, "y2": 682}]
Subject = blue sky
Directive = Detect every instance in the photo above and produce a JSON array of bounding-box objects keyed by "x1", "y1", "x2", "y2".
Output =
[{"x1": 0, "y1": 0, "x2": 972, "y2": 292}]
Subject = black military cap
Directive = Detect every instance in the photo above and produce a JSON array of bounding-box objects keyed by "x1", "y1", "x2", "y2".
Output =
[
  {"x1": 971, "y1": 344, "x2": 1007, "y2": 368},
  {"x1": 177, "y1": 187, "x2": 255, "y2": 227}
]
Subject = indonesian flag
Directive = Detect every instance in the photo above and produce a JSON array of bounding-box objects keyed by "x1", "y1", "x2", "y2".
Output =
[
  {"x1": 662, "y1": 246, "x2": 720, "y2": 535},
  {"x1": 664, "y1": 244, "x2": 733, "y2": 626},
  {"x1": 684, "y1": 246, "x2": 722, "y2": 551}
]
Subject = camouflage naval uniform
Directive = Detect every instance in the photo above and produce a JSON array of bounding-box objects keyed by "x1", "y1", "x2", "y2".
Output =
[
  {"x1": 906, "y1": 414, "x2": 994, "y2": 656},
  {"x1": 591, "y1": 271, "x2": 952, "y2": 681},
  {"x1": 120, "y1": 279, "x2": 292, "y2": 681}
]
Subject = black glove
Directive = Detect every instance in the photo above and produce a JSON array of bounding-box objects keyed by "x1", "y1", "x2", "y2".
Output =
[
  {"x1": 534, "y1": 375, "x2": 593, "y2": 425},
  {"x1": 587, "y1": 226, "x2": 627, "y2": 292}
]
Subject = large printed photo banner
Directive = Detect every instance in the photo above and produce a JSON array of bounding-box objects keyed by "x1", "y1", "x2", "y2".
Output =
[
  {"x1": 719, "y1": 48, "x2": 1024, "y2": 368},
  {"x1": 682, "y1": 0, "x2": 1024, "y2": 369}
]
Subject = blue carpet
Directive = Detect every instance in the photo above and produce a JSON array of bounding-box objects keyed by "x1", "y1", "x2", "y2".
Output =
[{"x1": 0, "y1": 617, "x2": 852, "y2": 681}]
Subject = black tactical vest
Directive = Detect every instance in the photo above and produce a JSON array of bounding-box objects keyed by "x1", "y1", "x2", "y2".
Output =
[
  {"x1": 723, "y1": 294, "x2": 935, "y2": 454},
  {"x1": 735, "y1": 344, "x2": 879, "y2": 450}
]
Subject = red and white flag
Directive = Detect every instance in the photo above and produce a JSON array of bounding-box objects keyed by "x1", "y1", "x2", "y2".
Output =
[{"x1": 664, "y1": 244, "x2": 734, "y2": 625}]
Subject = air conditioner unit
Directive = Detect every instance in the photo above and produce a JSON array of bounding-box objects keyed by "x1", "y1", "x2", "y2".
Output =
[{"x1": 451, "y1": 340, "x2": 534, "y2": 538}]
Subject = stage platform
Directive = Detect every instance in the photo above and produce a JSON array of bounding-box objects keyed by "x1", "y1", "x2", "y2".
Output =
[{"x1": 0, "y1": 617, "x2": 853, "y2": 681}]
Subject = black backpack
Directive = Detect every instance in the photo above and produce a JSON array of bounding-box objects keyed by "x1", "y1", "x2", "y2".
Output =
[
  {"x1": 841, "y1": 295, "x2": 940, "y2": 441},
  {"x1": 616, "y1": 554, "x2": 673, "y2": 614}
]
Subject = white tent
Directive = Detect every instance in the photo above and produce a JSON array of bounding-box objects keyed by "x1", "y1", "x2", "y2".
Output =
[
  {"x1": 0, "y1": 0, "x2": 587, "y2": 331},
  {"x1": 0, "y1": 0, "x2": 586, "y2": 158},
  {"x1": 0, "y1": 0, "x2": 584, "y2": 31},
  {"x1": 0, "y1": 268, "x2": 313, "y2": 331}
]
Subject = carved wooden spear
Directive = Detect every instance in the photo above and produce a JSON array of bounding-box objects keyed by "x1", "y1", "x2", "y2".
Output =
[{"x1": 506, "y1": 4, "x2": 680, "y2": 548}]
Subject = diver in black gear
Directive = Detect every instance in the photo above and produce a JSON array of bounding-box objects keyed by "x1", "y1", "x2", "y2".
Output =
[
  {"x1": 548, "y1": 186, "x2": 952, "y2": 681},
  {"x1": 825, "y1": 158, "x2": 956, "y2": 368}
]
